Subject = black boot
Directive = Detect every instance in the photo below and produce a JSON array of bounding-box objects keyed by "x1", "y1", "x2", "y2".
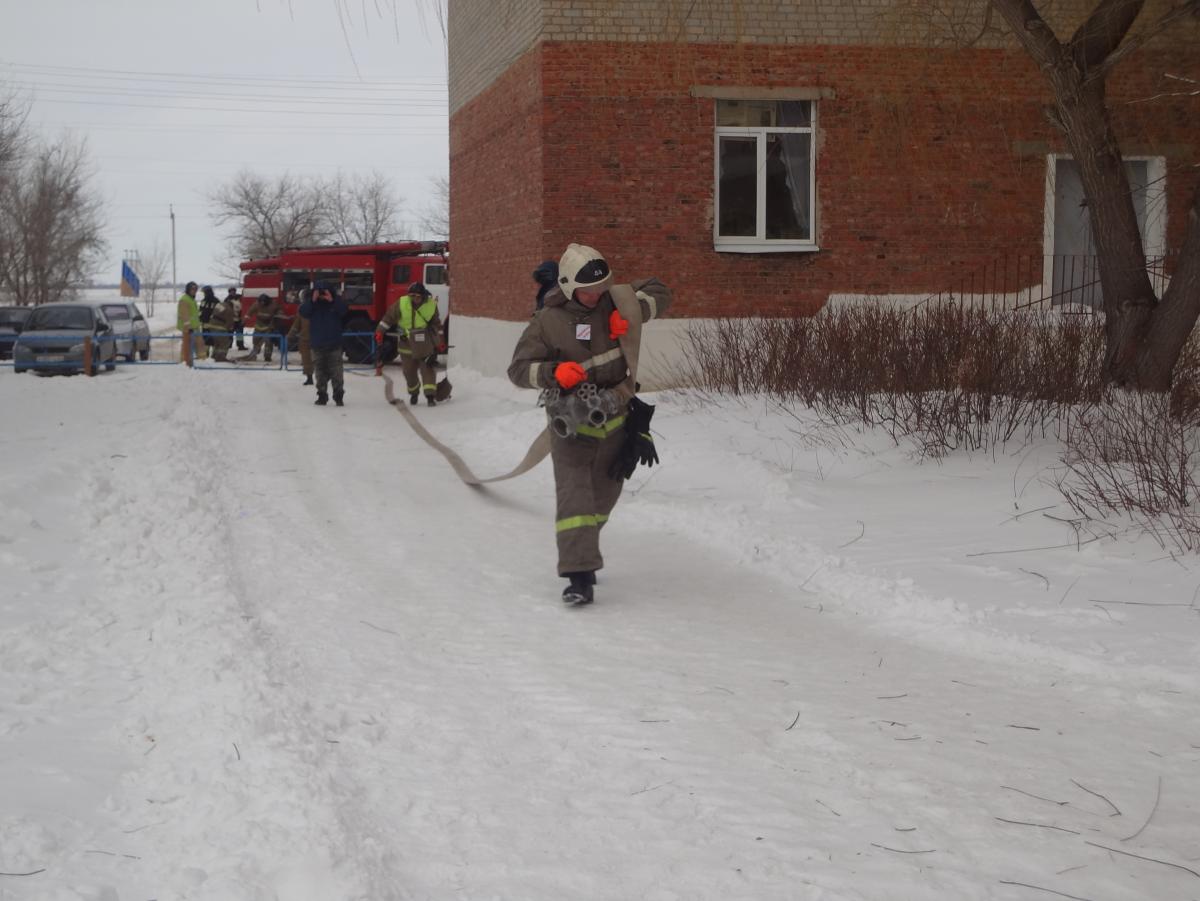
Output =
[
  {"x1": 333, "y1": 391, "x2": 344, "y2": 407},
  {"x1": 409, "y1": 392, "x2": 419, "y2": 406},
  {"x1": 561, "y1": 571, "x2": 595, "y2": 606},
  {"x1": 315, "y1": 392, "x2": 328, "y2": 406},
  {"x1": 303, "y1": 374, "x2": 313, "y2": 385},
  {"x1": 426, "y1": 396, "x2": 437, "y2": 407}
]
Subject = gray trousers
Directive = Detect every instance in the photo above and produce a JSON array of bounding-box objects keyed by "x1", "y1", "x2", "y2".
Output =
[{"x1": 313, "y1": 346, "x2": 344, "y2": 397}]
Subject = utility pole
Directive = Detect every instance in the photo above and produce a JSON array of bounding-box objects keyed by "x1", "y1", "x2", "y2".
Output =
[{"x1": 170, "y1": 203, "x2": 177, "y2": 301}]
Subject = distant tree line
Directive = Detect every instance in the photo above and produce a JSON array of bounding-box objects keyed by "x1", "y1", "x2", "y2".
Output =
[
  {"x1": 208, "y1": 170, "x2": 409, "y2": 265},
  {"x1": 0, "y1": 91, "x2": 106, "y2": 306}
]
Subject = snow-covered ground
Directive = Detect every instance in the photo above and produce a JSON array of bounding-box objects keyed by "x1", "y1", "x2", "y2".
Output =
[{"x1": 1, "y1": 326, "x2": 1198, "y2": 901}]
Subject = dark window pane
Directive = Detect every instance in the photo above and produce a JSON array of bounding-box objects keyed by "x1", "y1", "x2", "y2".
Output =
[
  {"x1": 392, "y1": 264, "x2": 411, "y2": 284},
  {"x1": 765, "y1": 133, "x2": 811, "y2": 240},
  {"x1": 717, "y1": 99, "x2": 811, "y2": 128},
  {"x1": 777, "y1": 101, "x2": 811, "y2": 127},
  {"x1": 718, "y1": 136, "x2": 758, "y2": 238}
]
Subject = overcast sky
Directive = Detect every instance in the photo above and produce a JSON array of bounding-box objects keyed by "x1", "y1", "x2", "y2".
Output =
[{"x1": 0, "y1": 0, "x2": 448, "y2": 288}]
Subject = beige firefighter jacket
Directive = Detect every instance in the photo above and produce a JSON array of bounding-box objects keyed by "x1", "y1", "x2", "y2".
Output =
[
  {"x1": 378, "y1": 294, "x2": 442, "y2": 360},
  {"x1": 507, "y1": 277, "x2": 671, "y2": 406},
  {"x1": 208, "y1": 298, "x2": 238, "y2": 332},
  {"x1": 287, "y1": 313, "x2": 311, "y2": 346},
  {"x1": 251, "y1": 298, "x2": 282, "y2": 331}
]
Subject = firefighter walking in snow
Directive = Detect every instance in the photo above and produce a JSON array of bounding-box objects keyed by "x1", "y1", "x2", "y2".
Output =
[
  {"x1": 375, "y1": 281, "x2": 442, "y2": 406},
  {"x1": 508, "y1": 243, "x2": 671, "y2": 606}
]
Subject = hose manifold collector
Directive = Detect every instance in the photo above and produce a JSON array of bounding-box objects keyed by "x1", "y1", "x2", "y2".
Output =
[{"x1": 540, "y1": 382, "x2": 621, "y2": 438}]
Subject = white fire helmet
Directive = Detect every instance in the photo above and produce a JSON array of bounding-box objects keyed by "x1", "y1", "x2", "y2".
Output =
[{"x1": 557, "y1": 243, "x2": 613, "y2": 300}]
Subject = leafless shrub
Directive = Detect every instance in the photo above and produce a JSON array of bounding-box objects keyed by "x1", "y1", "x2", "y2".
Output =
[
  {"x1": 1057, "y1": 387, "x2": 1200, "y2": 553},
  {"x1": 675, "y1": 303, "x2": 1105, "y2": 458}
]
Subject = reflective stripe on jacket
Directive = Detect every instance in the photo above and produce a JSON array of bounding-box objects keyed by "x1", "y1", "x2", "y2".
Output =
[{"x1": 378, "y1": 294, "x2": 442, "y2": 358}]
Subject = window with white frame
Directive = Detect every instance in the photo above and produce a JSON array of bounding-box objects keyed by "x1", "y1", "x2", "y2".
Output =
[{"x1": 715, "y1": 99, "x2": 815, "y2": 252}]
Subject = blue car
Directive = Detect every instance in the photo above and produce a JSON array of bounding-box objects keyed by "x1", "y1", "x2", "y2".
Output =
[
  {"x1": 0, "y1": 306, "x2": 30, "y2": 359},
  {"x1": 13, "y1": 303, "x2": 119, "y2": 375}
]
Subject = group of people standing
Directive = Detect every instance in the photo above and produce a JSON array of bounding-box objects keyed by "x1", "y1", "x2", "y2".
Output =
[
  {"x1": 177, "y1": 278, "x2": 444, "y2": 412},
  {"x1": 176, "y1": 282, "x2": 250, "y2": 362}
]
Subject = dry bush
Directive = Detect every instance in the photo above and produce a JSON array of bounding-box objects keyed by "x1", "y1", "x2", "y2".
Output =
[
  {"x1": 1057, "y1": 389, "x2": 1200, "y2": 553},
  {"x1": 676, "y1": 302, "x2": 1200, "y2": 550},
  {"x1": 675, "y1": 303, "x2": 1106, "y2": 457}
]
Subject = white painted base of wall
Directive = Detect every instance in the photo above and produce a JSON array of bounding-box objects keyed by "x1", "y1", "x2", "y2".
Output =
[{"x1": 446, "y1": 315, "x2": 700, "y2": 390}]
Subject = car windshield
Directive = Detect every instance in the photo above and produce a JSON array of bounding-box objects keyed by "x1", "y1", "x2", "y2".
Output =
[
  {"x1": 26, "y1": 307, "x2": 94, "y2": 330},
  {"x1": 101, "y1": 304, "x2": 131, "y2": 321},
  {"x1": 0, "y1": 308, "x2": 30, "y2": 326}
]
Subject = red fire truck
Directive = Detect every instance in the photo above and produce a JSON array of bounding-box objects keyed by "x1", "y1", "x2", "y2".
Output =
[{"x1": 239, "y1": 240, "x2": 449, "y2": 363}]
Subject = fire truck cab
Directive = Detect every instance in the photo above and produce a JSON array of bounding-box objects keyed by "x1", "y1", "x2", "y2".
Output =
[{"x1": 239, "y1": 240, "x2": 449, "y2": 364}]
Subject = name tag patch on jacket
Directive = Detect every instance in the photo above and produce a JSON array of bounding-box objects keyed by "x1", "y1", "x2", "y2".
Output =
[
  {"x1": 414, "y1": 333, "x2": 426, "y2": 342},
  {"x1": 575, "y1": 323, "x2": 592, "y2": 341}
]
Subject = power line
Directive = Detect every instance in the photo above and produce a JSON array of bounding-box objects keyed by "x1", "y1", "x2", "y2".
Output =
[
  {"x1": 0, "y1": 59, "x2": 446, "y2": 89},
  {"x1": 26, "y1": 96, "x2": 447, "y2": 118},
  {"x1": 35, "y1": 120, "x2": 444, "y2": 135},
  {"x1": 4, "y1": 79, "x2": 448, "y2": 107}
]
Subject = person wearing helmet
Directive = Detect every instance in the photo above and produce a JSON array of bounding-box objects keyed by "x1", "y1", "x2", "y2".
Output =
[
  {"x1": 176, "y1": 280, "x2": 206, "y2": 363},
  {"x1": 246, "y1": 292, "x2": 283, "y2": 362},
  {"x1": 374, "y1": 281, "x2": 443, "y2": 406},
  {"x1": 198, "y1": 286, "x2": 220, "y2": 352},
  {"x1": 206, "y1": 288, "x2": 239, "y2": 362},
  {"x1": 226, "y1": 287, "x2": 246, "y2": 350},
  {"x1": 507, "y1": 243, "x2": 672, "y2": 606}
]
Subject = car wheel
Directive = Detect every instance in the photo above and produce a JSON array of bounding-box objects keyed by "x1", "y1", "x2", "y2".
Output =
[
  {"x1": 14, "y1": 366, "x2": 25, "y2": 373},
  {"x1": 105, "y1": 357, "x2": 116, "y2": 371}
]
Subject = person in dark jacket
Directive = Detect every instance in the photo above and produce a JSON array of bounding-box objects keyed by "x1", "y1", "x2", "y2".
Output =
[
  {"x1": 226, "y1": 287, "x2": 246, "y2": 350},
  {"x1": 198, "y1": 285, "x2": 220, "y2": 349},
  {"x1": 300, "y1": 281, "x2": 348, "y2": 406},
  {"x1": 533, "y1": 259, "x2": 558, "y2": 312}
]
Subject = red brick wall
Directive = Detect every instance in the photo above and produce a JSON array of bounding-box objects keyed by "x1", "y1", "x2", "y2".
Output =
[
  {"x1": 448, "y1": 46, "x2": 545, "y2": 320},
  {"x1": 450, "y1": 39, "x2": 1198, "y2": 321}
]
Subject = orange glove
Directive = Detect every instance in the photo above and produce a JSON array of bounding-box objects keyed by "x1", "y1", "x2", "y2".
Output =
[
  {"x1": 554, "y1": 361, "x2": 587, "y2": 390},
  {"x1": 609, "y1": 309, "x2": 629, "y2": 340}
]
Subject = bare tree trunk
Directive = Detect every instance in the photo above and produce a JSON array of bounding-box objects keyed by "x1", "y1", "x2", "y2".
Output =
[{"x1": 992, "y1": 0, "x2": 1200, "y2": 391}]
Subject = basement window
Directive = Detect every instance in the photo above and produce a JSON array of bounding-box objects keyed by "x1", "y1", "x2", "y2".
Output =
[{"x1": 715, "y1": 99, "x2": 816, "y2": 253}]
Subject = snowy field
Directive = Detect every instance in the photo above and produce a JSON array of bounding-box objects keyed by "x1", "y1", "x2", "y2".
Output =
[{"x1": 1, "y1": 330, "x2": 1198, "y2": 901}]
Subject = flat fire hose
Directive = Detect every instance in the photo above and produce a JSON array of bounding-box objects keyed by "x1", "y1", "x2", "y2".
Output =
[
  {"x1": 366, "y1": 283, "x2": 645, "y2": 487},
  {"x1": 374, "y1": 370, "x2": 551, "y2": 486}
]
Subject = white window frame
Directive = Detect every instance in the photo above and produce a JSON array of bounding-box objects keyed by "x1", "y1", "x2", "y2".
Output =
[{"x1": 711, "y1": 97, "x2": 819, "y2": 254}]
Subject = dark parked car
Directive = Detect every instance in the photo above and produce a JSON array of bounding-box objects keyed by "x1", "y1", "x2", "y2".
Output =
[
  {"x1": 95, "y1": 300, "x2": 151, "y2": 361},
  {"x1": 0, "y1": 306, "x2": 30, "y2": 359},
  {"x1": 13, "y1": 303, "x2": 118, "y2": 375}
]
